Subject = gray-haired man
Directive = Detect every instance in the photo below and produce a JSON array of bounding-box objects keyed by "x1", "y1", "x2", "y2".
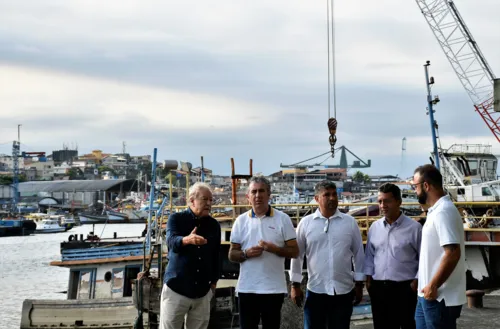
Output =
[{"x1": 160, "y1": 182, "x2": 221, "y2": 329}]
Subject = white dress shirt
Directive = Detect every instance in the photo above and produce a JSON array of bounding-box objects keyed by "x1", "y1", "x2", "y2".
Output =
[{"x1": 290, "y1": 209, "x2": 365, "y2": 296}]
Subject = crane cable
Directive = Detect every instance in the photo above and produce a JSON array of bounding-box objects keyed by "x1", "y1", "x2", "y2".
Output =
[{"x1": 327, "y1": 0, "x2": 338, "y2": 158}]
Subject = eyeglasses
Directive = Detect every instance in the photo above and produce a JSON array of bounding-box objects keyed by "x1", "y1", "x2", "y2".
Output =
[
  {"x1": 324, "y1": 218, "x2": 330, "y2": 233},
  {"x1": 410, "y1": 181, "x2": 425, "y2": 190}
]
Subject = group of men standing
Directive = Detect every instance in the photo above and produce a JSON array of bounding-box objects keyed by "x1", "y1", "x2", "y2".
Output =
[{"x1": 157, "y1": 163, "x2": 466, "y2": 329}]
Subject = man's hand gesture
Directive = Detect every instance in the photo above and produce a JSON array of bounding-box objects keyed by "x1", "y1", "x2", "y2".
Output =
[
  {"x1": 245, "y1": 246, "x2": 264, "y2": 258},
  {"x1": 290, "y1": 285, "x2": 304, "y2": 307},
  {"x1": 182, "y1": 227, "x2": 207, "y2": 246},
  {"x1": 258, "y1": 240, "x2": 278, "y2": 253}
]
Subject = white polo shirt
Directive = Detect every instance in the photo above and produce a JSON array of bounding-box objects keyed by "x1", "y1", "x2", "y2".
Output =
[
  {"x1": 230, "y1": 207, "x2": 297, "y2": 294},
  {"x1": 418, "y1": 196, "x2": 466, "y2": 306}
]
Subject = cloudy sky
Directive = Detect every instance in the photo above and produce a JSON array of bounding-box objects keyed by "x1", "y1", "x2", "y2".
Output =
[{"x1": 1, "y1": 0, "x2": 499, "y2": 178}]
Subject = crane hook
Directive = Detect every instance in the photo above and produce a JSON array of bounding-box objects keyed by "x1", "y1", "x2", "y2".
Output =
[{"x1": 328, "y1": 118, "x2": 337, "y2": 158}]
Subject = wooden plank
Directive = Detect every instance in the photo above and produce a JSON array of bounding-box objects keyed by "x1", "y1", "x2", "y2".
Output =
[
  {"x1": 465, "y1": 241, "x2": 500, "y2": 246},
  {"x1": 465, "y1": 228, "x2": 500, "y2": 232}
]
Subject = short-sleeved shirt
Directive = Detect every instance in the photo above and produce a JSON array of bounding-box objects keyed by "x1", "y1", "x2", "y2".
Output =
[
  {"x1": 417, "y1": 196, "x2": 466, "y2": 306},
  {"x1": 230, "y1": 207, "x2": 297, "y2": 294}
]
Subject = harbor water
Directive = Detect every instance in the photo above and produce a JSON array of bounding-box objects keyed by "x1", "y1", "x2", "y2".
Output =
[{"x1": 0, "y1": 224, "x2": 146, "y2": 329}]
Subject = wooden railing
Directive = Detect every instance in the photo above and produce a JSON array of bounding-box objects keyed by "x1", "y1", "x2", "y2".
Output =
[{"x1": 159, "y1": 201, "x2": 500, "y2": 244}]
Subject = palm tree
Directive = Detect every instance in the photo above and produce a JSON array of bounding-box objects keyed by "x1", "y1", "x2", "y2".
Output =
[{"x1": 352, "y1": 171, "x2": 365, "y2": 183}]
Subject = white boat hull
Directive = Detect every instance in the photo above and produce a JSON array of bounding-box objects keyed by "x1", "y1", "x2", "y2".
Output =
[
  {"x1": 78, "y1": 215, "x2": 100, "y2": 223},
  {"x1": 35, "y1": 227, "x2": 66, "y2": 234}
]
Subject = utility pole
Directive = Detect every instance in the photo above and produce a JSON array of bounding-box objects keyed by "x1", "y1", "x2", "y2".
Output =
[
  {"x1": 424, "y1": 61, "x2": 441, "y2": 170},
  {"x1": 12, "y1": 124, "x2": 22, "y2": 213},
  {"x1": 200, "y1": 156, "x2": 205, "y2": 182}
]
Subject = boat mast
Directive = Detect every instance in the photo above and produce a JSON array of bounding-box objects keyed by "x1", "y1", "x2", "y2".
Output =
[{"x1": 424, "y1": 61, "x2": 441, "y2": 170}]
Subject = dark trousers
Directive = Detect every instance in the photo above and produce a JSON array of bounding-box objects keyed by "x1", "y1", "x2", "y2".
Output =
[
  {"x1": 369, "y1": 280, "x2": 417, "y2": 329},
  {"x1": 303, "y1": 289, "x2": 354, "y2": 329},
  {"x1": 238, "y1": 293, "x2": 285, "y2": 329}
]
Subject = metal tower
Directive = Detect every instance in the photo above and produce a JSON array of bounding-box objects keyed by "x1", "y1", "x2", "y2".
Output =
[
  {"x1": 399, "y1": 137, "x2": 407, "y2": 178},
  {"x1": 415, "y1": 0, "x2": 500, "y2": 141},
  {"x1": 11, "y1": 140, "x2": 20, "y2": 212}
]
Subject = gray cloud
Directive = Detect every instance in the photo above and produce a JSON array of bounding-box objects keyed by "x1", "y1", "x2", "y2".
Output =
[{"x1": 0, "y1": 0, "x2": 499, "y2": 178}]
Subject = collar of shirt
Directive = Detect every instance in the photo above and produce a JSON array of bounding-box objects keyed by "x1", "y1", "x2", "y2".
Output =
[
  {"x1": 187, "y1": 207, "x2": 213, "y2": 222},
  {"x1": 187, "y1": 207, "x2": 196, "y2": 219},
  {"x1": 383, "y1": 212, "x2": 405, "y2": 227},
  {"x1": 312, "y1": 208, "x2": 342, "y2": 220},
  {"x1": 427, "y1": 195, "x2": 450, "y2": 214},
  {"x1": 249, "y1": 206, "x2": 274, "y2": 218}
]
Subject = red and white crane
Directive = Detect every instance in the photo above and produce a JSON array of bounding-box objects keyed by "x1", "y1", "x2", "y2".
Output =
[{"x1": 415, "y1": 0, "x2": 500, "y2": 141}]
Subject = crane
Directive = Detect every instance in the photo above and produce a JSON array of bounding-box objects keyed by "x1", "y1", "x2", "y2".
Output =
[
  {"x1": 280, "y1": 145, "x2": 371, "y2": 170},
  {"x1": 415, "y1": 0, "x2": 500, "y2": 142}
]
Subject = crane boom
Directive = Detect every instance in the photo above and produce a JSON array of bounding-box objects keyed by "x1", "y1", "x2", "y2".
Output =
[{"x1": 415, "y1": 0, "x2": 500, "y2": 141}]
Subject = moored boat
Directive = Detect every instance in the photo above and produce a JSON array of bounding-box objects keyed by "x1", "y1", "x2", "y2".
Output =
[
  {"x1": 0, "y1": 217, "x2": 37, "y2": 237},
  {"x1": 35, "y1": 219, "x2": 67, "y2": 234}
]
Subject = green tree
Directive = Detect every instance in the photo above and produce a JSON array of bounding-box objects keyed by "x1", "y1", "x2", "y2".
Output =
[
  {"x1": 67, "y1": 168, "x2": 83, "y2": 180},
  {"x1": 98, "y1": 166, "x2": 116, "y2": 176},
  {"x1": 352, "y1": 171, "x2": 365, "y2": 183},
  {"x1": 363, "y1": 174, "x2": 371, "y2": 184},
  {"x1": 0, "y1": 175, "x2": 26, "y2": 185},
  {"x1": 0, "y1": 175, "x2": 13, "y2": 185}
]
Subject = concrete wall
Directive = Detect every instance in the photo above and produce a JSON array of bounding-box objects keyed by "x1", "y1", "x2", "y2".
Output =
[{"x1": 0, "y1": 185, "x2": 14, "y2": 198}]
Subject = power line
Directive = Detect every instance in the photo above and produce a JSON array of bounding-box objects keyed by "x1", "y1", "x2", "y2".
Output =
[
  {"x1": 330, "y1": 0, "x2": 337, "y2": 119},
  {"x1": 326, "y1": 0, "x2": 331, "y2": 119},
  {"x1": 288, "y1": 151, "x2": 332, "y2": 167}
]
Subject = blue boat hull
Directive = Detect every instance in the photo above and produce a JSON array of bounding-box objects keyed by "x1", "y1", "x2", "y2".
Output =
[{"x1": 0, "y1": 219, "x2": 37, "y2": 237}]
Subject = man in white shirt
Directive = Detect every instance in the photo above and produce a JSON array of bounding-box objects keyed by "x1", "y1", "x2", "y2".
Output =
[
  {"x1": 228, "y1": 176, "x2": 299, "y2": 329},
  {"x1": 290, "y1": 180, "x2": 365, "y2": 329},
  {"x1": 412, "y1": 164, "x2": 466, "y2": 329}
]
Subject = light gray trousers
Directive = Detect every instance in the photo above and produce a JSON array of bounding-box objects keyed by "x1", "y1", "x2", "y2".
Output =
[{"x1": 159, "y1": 284, "x2": 213, "y2": 329}]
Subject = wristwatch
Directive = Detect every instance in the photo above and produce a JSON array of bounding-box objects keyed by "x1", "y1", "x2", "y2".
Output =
[{"x1": 242, "y1": 249, "x2": 248, "y2": 260}]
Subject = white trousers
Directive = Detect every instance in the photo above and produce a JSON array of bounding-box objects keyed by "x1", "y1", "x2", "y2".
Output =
[{"x1": 159, "y1": 284, "x2": 213, "y2": 329}]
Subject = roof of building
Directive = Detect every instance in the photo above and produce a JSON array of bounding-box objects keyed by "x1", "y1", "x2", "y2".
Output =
[
  {"x1": 369, "y1": 175, "x2": 400, "y2": 180},
  {"x1": 18, "y1": 179, "x2": 143, "y2": 194},
  {"x1": 307, "y1": 168, "x2": 346, "y2": 174}
]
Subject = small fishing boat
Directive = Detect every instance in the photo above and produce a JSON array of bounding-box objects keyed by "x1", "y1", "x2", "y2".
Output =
[{"x1": 35, "y1": 219, "x2": 67, "y2": 234}]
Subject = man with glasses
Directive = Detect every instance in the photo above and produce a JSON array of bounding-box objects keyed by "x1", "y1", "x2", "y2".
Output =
[
  {"x1": 364, "y1": 183, "x2": 422, "y2": 329},
  {"x1": 160, "y1": 182, "x2": 221, "y2": 329},
  {"x1": 229, "y1": 176, "x2": 299, "y2": 329},
  {"x1": 289, "y1": 180, "x2": 365, "y2": 329},
  {"x1": 412, "y1": 164, "x2": 466, "y2": 329}
]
